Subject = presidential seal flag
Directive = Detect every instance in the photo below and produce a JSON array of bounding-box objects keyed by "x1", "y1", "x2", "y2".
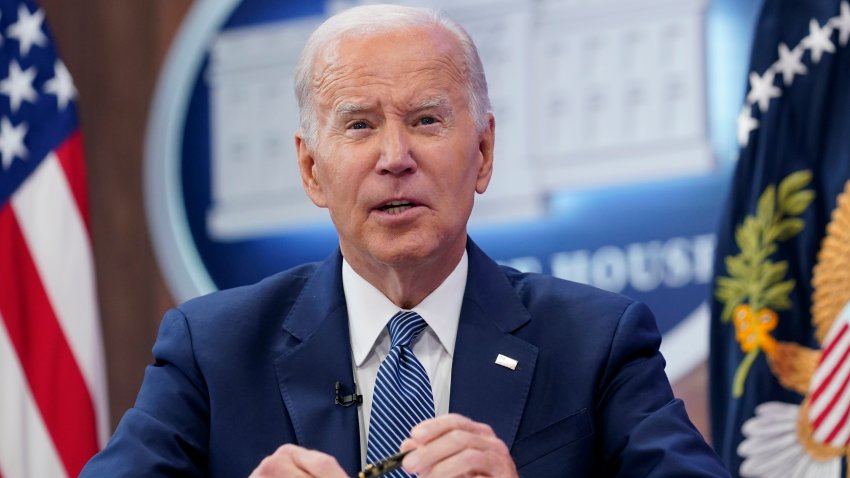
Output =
[
  {"x1": 710, "y1": 0, "x2": 850, "y2": 476},
  {"x1": 0, "y1": 0, "x2": 108, "y2": 477}
]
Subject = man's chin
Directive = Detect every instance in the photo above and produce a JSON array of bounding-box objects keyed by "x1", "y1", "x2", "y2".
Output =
[
  {"x1": 342, "y1": 230, "x2": 463, "y2": 270},
  {"x1": 370, "y1": 244, "x2": 435, "y2": 267}
]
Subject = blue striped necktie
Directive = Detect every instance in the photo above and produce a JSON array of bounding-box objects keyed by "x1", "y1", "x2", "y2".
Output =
[{"x1": 366, "y1": 311, "x2": 435, "y2": 476}]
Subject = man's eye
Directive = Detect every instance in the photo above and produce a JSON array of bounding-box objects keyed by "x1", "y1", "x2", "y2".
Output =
[
  {"x1": 418, "y1": 116, "x2": 437, "y2": 126},
  {"x1": 349, "y1": 121, "x2": 368, "y2": 130}
]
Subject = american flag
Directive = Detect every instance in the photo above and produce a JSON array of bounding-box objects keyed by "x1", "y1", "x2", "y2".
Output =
[{"x1": 0, "y1": 0, "x2": 108, "y2": 476}]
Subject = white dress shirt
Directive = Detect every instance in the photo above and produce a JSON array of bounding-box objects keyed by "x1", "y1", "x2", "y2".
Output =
[{"x1": 342, "y1": 251, "x2": 468, "y2": 466}]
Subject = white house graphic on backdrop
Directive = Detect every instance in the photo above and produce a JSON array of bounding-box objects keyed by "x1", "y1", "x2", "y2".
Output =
[{"x1": 206, "y1": 0, "x2": 710, "y2": 240}]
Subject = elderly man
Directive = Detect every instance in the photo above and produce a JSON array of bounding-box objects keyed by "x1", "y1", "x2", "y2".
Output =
[{"x1": 81, "y1": 4, "x2": 728, "y2": 478}]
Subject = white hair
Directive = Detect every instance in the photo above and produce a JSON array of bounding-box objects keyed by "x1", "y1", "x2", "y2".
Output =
[{"x1": 293, "y1": 4, "x2": 492, "y2": 147}]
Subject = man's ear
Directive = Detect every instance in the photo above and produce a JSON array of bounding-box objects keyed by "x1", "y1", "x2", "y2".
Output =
[
  {"x1": 475, "y1": 114, "x2": 495, "y2": 194},
  {"x1": 295, "y1": 133, "x2": 328, "y2": 207}
]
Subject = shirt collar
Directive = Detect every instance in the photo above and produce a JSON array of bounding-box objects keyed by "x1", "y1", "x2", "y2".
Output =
[{"x1": 343, "y1": 251, "x2": 468, "y2": 367}]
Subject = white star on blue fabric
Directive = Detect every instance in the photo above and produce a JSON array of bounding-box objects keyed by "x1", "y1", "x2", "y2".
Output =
[
  {"x1": 0, "y1": 117, "x2": 28, "y2": 170},
  {"x1": 834, "y1": 1, "x2": 850, "y2": 47},
  {"x1": 746, "y1": 70, "x2": 781, "y2": 113},
  {"x1": 5, "y1": 4, "x2": 47, "y2": 57},
  {"x1": 44, "y1": 60, "x2": 76, "y2": 110},
  {"x1": 1, "y1": 60, "x2": 39, "y2": 113},
  {"x1": 801, "y1": 19, "x2": 835, "y2": 63},
  {"x1": 737, "y1": 106, "x2": 759, "y2": 147},
  {"x1": 774, "y1": 43, "x2": 807, "y2": 86}
]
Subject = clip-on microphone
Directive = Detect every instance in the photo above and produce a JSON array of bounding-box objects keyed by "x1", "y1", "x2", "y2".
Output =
[{"x1": 335, "y1": 381, "x2": 363, "y2": 407}]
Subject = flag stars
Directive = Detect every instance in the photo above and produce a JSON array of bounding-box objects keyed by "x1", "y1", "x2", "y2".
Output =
[
  {"x1": 45, "y1": 60, "x2": 76, "y2": 110},
  {"x1": 834, "y1": 1, "x2": 850, "y2": 47},
  {"x1": 746, "y1": 70, "x2": 781, "y2": 113},
  {"x1": 774, "y1": 43, "x2": 807, "y2": 86},
  {"x1": 0, "y1": 117, "x2": 28, "y2": 170},
  {"x1": 737, "y1": 106, "x2": 759, "y2": 147},
  {"x1": 802, "y1": 19, "x2": 835, "y2": 64},
  {"x1": 1, "y1": 60, "x2": 38, "y2": 113},
  {"x1": 6, "y1": 5, "x2": 47, "y2": 58}
]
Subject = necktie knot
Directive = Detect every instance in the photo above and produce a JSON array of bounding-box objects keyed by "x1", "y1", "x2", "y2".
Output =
[{"x1": 388, "y1": 311, "x2": 427, "y2": 348}]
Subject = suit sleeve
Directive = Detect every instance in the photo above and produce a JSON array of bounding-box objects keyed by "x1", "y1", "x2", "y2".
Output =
[
  {"x1": 598, "y1": 301, "x2": 730, "y2": 477},
  {"x1": 79, "y1": 308, "x2": 210, "y2": 477}
]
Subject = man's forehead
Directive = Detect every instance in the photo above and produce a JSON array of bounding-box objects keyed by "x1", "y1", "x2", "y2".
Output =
[
  {"x1": 313, "y1": 28, "x2": 466, "y2": 87},
  {"x1": 315, "y1": 63, "x2": 467, "y2": 114}
]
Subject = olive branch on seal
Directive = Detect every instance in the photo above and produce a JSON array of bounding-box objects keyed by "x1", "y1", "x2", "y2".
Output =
[{"x1": 715, "y1": 170, "x2": 815, "y2": 398}]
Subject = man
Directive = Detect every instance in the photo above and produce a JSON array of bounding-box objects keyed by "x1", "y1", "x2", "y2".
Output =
[{"x1": 82, "y1": 4, "x2": 729, "y2": 477}]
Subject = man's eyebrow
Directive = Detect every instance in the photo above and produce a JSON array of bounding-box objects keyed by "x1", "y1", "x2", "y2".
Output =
[
  {"x1": 412, "y1": 96, "x2": 451, "y2": 112},
  {"x1": 334, "y1": 102, "x2": 369, "y2": 116}
]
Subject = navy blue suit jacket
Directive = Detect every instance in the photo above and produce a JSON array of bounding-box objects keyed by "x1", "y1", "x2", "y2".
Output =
[{"x1": 81, "y1": 240, "x2": 728, "y2": 477}]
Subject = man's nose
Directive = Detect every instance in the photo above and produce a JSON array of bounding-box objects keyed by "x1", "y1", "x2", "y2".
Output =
[{"x1": 375, "y1": 123, "x2": 417, "y2": 176}]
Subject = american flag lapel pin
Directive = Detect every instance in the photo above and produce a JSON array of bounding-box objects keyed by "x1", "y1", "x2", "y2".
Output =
[{"x1": 495, "y1": 354, "x2": 518, "y2": 370}]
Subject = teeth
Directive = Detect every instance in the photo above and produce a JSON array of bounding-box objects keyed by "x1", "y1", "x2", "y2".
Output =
[
  {"x1": 385, "y1": 205, "x2": 412, "y2": 214},
  {"x1": 381, "y1": 200, "x2": 414, "y2": 215}
]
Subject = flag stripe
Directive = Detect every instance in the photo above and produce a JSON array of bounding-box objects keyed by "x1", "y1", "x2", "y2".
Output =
[
  {"x1": 818, "y1": 322, "x2": 848, "y2": 369},
  {"x1": 812, "y1": 355, "x2": 850, "y2": 430},
  {"x1": 811, "y1": 314, "x2": 850, "y2": 444},
  {"x1": 0, "y1": 311, "x2": 67, "y2": 478},
  {"x1": 811, "y1": 345, "x2": 850, "y2": 422},
  {"x1": 53, "y1": 131, "x2": 91, "y2": 231},
  {"x1": 810, "y1": 323, "x2": 850, "y2": 404},
  {"x1": 823, "y1": 390, "x2": 850, "y2": 444},
  {"x1": 11, "y1": 148, "x2": 110, "y2": 446},
  {"x1": 0, "y1": 205, "x2": 99, "y2": 477},
  {"x1": 831, "y1": 421, "x2": 850, "y2": 448}
]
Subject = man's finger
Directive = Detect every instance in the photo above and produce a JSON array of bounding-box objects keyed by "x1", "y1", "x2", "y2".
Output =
[
  {"x1": 290, "y1": 447, "x2": 348, "y2": 478},
  {"x1": 249, "y1": 444, "x2": 348, "y2": 478},
  {"x1": 409, "y1": 413, "x2": 494, "y2": 443},
  {"x1": 416, "y1": 446, "x2": 496, "y2": 478}
]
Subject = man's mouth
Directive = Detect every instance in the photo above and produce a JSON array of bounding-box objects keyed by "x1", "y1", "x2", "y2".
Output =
[{"x1": 378, "y1": 200, "x2": 416, "y2": 215}]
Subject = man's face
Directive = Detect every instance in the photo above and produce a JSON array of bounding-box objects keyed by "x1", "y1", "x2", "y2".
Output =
[{"x1": 296, "y1": 26, "x2": 494, "y2": 271}]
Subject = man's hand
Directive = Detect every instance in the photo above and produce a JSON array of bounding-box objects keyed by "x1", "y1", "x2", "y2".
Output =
[
  {"x1": 248, "y1": 444, "x2": 348, "y2": 478},
  {"x1": 400, "y1": 414, "x2": 519, "y2": 478}
]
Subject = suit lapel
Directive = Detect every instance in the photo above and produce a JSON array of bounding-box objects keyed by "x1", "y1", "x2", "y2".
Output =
[
  {"x1": 449, "y1": 241, "x2": 538, "y2": 449},
  {"x1": 273, "y1": 251, "x2": 361, "y2": 475}
]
